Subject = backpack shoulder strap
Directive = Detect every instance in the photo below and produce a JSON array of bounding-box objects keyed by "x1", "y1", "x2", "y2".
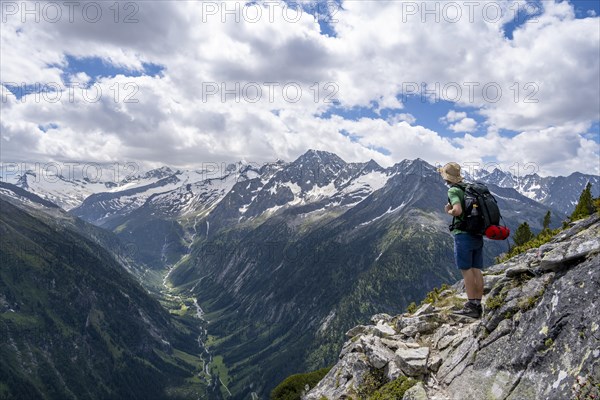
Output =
[
  {"x1": 448, "y1": 183, "x2": 467, "y2": 230},
  {"x1": 448, "y1": 183, "x2": 465, "y2": 202}
]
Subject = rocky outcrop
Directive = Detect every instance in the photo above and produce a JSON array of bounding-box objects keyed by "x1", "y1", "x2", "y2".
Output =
[{"x1": 304, "y1": 215, "x2": 600, "y2": 400}]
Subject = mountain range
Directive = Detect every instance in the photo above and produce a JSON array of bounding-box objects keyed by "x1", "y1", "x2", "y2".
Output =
[
  {"x1": 0, "y1": 190, "x2": 215, "y2": 399},
  {"x1": 4, "y1": 152, "x2": 597, "y2": 218},
  {"x1": 1, "y1": 150, "x2": 598, "y2": 398}
]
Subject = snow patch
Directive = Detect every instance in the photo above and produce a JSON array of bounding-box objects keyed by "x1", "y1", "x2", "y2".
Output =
[{"x1": 359, "y1": 202, "x2": 407, "y2": 226}]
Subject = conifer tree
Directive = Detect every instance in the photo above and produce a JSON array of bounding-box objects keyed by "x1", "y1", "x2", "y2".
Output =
[
  {"x1": 513, "y1": 222, "x2": 534, "y2": 246},
  {"x1": 542, "y1": 211, "x2": 551, "y2": 231},
  {"x1": 570, "y1": 183, "x2": 594, "y2": 221}
]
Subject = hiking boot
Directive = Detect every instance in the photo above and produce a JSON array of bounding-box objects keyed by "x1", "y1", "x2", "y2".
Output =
[{"x1": 453, "y1": 301, "x2": 482, "y2": 319}]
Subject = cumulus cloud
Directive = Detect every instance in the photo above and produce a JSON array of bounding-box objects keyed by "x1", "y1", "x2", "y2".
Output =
[
  {"x1": 442, "y1": 111, "x2": 468, "y2": 123},
  {"x1": 0, "y1": 0, "x2": 598, "y2": 176},
  {"x1": 454, "y1": 123, "x2": 600, "y2": 176},
  {"x1": 449, "y1": 118, "x2": 478, "y2": 133},
  {"x1": 387, "y1": 113, "x2": 417, "y2": 125},
  {"x1": 440, "y1": 110, "x2": 477, "y2": 133}
]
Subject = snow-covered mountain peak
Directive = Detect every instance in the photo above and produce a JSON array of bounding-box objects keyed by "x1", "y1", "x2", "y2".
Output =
[
  {"x1": 390, "y1": 158, "x2": 436, "y2": 178},
  {"x1": 293, "y1": 149, "x2": 347, "y2": 169},
  {"x1": 142, "y1": 166, "x2": 176, "y2": 180},
  {"x1": 6, "y1": 154, "x2": 599, "y2": 228},
  {"x1": 360, "y1": 159, "x2": 383, "y2": 174},
  {"x1": 15, "y1": 170, "x2": 36, "y2": 189}
]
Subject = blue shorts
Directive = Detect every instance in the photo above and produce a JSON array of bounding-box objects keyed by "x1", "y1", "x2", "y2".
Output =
[{"x1": 454, "y1": 233, "x2": 484, "y2": 270}]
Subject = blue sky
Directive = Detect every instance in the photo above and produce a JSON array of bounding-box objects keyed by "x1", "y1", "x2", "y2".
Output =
[
  {"x1": 1, "y1": 0, "x2": 599, "y2": 176},
  {"x1": 6, "y1": 56, "x2": 163, "y2": 99},
  {"x1": 58, "y1": 55, "x2": 164, "y2": 84},
  {"x1": 317, "y1": 0, "x2": 600, "y2": 149},
  {"x1": 300, "y1": 0, "x2": 600, "y2": 153}
]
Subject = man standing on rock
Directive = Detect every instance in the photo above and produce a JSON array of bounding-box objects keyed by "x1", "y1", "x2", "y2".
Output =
[{"x1": 439, "y1": 162, "x2": 484, "y2": 318}]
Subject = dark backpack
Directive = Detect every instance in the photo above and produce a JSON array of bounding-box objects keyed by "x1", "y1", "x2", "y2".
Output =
[{"x1": 449, "y1": 182, "x2": 507, "y2": 239}]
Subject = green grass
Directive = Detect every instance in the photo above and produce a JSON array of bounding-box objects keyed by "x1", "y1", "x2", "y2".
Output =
[
  {"x1": 517, "y1": 290, "x2": 545, "y2": 312},
  {"x1": 497, "y1": 228, "x2": 561, "y2": 263},
  {"x1": 423, "y1": 284, "x2": 451, "y2": 304},
  {"x1": 405, "y1": 283, "x2": 457, "y2": 313},
  {"x1": 270, "y1": 368, "x2": 332, "y2": 400},
  {"x1": 170, "y1": 303, "x2": 190, "y2": 316},
  {"x1": 436, "y1": 295, "x2": 466, "y2": 310},
  {"x1": 172, "y1": 349, "x2": 204, "y2": 367},
  {"x1": 211, "y1": 355, "x2": 231, "y2": 388},
  {"x1": 368, "y1": 376, "x2": 418, "y2": 400},
  {"x1": 356, "y1": 369, "x2": 387, "y2": 398},
  {"x1": 485, "y1": 293, "x2": 506, "y2": 310}
]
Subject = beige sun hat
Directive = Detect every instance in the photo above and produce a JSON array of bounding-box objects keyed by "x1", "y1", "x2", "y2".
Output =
[{"x1": 438, "y1": 162, "x2": 463, "y2": 184}]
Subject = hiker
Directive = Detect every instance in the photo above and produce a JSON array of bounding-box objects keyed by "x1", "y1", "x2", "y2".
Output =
[{"x1": 439, "y1": 162, "x2": 484, "y2": 318}]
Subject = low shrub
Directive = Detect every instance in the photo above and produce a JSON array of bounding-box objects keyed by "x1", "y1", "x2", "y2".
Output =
[
  {"x1": 368, "y1": 376, "x2": 418, "y2": 400},
  {"x1": 271, "y1": 367, "x2": 331, "y2": 400}
]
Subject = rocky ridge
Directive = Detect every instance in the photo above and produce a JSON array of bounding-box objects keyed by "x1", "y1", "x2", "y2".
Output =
[{"x1": 304, "y1": 215, "x2": 600, "y2": 400}]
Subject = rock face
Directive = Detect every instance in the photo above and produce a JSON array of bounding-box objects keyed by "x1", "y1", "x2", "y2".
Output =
[{"x1": 304, "y1": 215, "x2": 600, "y2": 400}]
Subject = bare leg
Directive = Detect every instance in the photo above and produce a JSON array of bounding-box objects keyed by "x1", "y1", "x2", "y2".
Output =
[
  {"x1": 474, "y1": 268, "x2": 484, "y2": 299},
  {"x1": 461, "y1": 268, "x2": 484, "y2": 300}
]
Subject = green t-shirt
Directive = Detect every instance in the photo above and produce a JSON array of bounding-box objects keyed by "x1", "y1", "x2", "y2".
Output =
[{"x1": 448, "y1": 185, "x2": 466, "y2": 235}]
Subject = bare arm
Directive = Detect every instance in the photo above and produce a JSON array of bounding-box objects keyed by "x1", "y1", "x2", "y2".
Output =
[{"x1": 445, "y1": 203, "x2": 463, "y2": 217}]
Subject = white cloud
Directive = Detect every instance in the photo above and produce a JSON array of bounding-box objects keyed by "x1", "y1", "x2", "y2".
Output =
[
  {"x1": 440, "y1": 110, "x2": 477, "y2": 133},
  {"x1": 0, "y1": 0, "x2": 598, "y2": 177},
  {"x1": 442, "y1": 111, "x2": 468, "y2": 123},
  {"x1": 449, "y1": 118, "x2": 478, "y2": 133},
  {"x1": 454, "y1": 123, "x2": 600, "y2": 176},
  {"x1": 387, "y1": 113, "x2": 416, "y2": 125}
]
